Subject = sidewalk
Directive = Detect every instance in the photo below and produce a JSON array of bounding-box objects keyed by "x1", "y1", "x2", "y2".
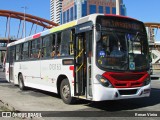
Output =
[
  {"x1": 151, "y1": 72, "x2": 160, "y2": 78},
  {"x1": 0, "y1": 68, "x2": 5, "y2": 80}
]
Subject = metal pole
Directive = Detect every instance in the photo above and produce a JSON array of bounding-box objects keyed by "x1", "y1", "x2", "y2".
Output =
[
  {"x1": 116, "y1": 0, "x2": 120, "y2": 15},
  {"x1": 22, "y1": 6, "x2": 27, "y2": 38},
  {"x1": 7, "y1": 17, "x2": 11, "y2": 44},
  {"x1": 24, "y1": 7, "x2": 26, "y2": 38}
]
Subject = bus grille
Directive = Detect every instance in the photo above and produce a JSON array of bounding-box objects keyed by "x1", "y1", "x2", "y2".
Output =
[
  {"x1": 102, "y1": 72, "x2": 149, "y2": 88},
  {"x1": 118, "y1": 89, "x2": 138, "y2": 95},
  {"x1": 110, "y1": 74, "x2": 144, "y2": 81}
]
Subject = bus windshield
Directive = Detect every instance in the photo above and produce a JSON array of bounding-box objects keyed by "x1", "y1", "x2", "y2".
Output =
[{"x1": 96, "y1": 16, "x2": 149, "y2": 71}]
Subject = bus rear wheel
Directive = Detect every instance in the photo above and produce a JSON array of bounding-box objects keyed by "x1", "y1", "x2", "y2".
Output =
[
  {"x1": 60, "y1": 78, "x2": 75, "y2": 104},
  {"x1": 18, "y1": 74, "x2": 25, "y2": 90}
]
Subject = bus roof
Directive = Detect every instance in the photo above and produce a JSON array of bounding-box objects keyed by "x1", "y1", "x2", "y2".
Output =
[
  {"x1": 7, "y1": 14, "x2": 141, "y2": 47},
  {"x1": 104, "y1": 14, "x2": 138, "y2": 21}
]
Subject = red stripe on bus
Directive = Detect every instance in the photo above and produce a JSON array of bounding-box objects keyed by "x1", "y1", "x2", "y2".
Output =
[
  {"x1": 104, "y1": 14, "x2": 137, "y2": 20},
  {"x1": 33, "y1": 33, "x2": 41, "y2": 39},
  {"x1": 69, "y1": 66, "x2": 74, "y2": 77},
  {"x1": 69, "y1": 66, "x2": 74, "y2": 70}
]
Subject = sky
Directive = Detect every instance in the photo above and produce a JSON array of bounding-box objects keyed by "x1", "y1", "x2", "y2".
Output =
[
  {"x1": 0, "y1": 0, "x2": 160, "y2": 39},
  {"x1": 0, "y1": 0, "x2": 50, "y2": 20},
  {"x1": 124, "y1": 0, "x2": 160, "y2": 41},
  {"x1": 124, "y1": 0, "x2": 160, "y2": 22},
  {"x1": 0, "y1": 0, "x2": 159, "y2": 22},
  {"x1": 0, "y1": 0, "x2": 50, "y2": 38}
]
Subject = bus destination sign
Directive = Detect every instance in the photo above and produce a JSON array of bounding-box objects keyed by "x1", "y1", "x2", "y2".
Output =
[{"x1": 97, "y1": 16, "x2": 145, "y2": 32}]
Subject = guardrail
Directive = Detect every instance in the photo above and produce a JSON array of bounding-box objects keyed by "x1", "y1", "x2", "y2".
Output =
[
  {"x1": 0, "y1": 47, "x2": 7, "y2": 51},
  {"x1": 152, "y1": 63, "x2": 160, "y2": 70}
]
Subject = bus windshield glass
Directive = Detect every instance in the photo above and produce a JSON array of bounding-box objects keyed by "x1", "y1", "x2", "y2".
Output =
[{"x1": 96, "y1": 16, "x2": 149, "y2": 71}]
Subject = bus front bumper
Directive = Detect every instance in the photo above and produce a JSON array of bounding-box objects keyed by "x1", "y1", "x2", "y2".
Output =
[{"x1": 93, "y1": 84, "x2": 151, "y2": 101}]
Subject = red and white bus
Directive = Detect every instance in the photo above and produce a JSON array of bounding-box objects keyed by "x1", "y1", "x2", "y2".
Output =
[{"x1": 5, "y1": 14, "x2": 151, "y2": 104}]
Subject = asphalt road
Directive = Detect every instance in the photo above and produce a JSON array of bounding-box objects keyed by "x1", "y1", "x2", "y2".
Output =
[{"x1": 0, "y1": 69, "x2": 160, "y2": 120}]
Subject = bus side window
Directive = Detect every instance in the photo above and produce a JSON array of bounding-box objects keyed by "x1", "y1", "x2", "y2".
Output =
[
  {"x1": 61, "y1": 31, "x2": 69, "y2": 56},
  {"x1": 50, "y1": 34, "x2": 56, "y2": 58},
  {"x1": 30, "y1": 39, "x2": 40, "y2": 59},
  {"x1": 42, "y1": 36, "x2": 47, "y2": 58},
  {"x1": 16, "y1": 45, "x2": 21, "y2": 61},
  {"x1": 42, "y1": 35, "x2": 54, "y2": 58},
  {"x1": 70, "y1": 29, "x2": 75, "y2": 55},
  {"x1": 56, "y1": 33, "x2": 61, "y2": 56},
  {"x1": 9, "y1": 46, "x2": 16, "y2": 62},
  {"x1": 60, "y1": 29, "x2": 74, "y2": 56},
  {"x1": 30, "y1": 40, "x2": 36, "y2": 59},
  {"x1": 22, "y1": 42, "x2": 29, "y2": 60},
  {"x1": 36, "y1": 39, "x2": 41, "y2": 59}
]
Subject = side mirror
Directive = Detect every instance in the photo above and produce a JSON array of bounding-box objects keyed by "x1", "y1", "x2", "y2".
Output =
[
  {"x1": 96, "y1": 24, "x2": 102, "y2": 41},
  {"x1": 96, "y1": 31, "x2": 101, "y2": 41},
  {"x1": 149, "y1": 52, "x2": 152, "y2": 63}
]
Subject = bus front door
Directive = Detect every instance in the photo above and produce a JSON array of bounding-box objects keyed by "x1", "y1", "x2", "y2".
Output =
[
  {"x1": 74, "y1": 32, "x2": 92, "y2": 98},
  {"x1": 9, "y1": 47, "x2": 15, "y2": 82}
]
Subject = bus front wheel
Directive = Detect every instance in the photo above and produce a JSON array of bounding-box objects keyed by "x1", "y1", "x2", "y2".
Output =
[
  {"x1": 18, "y1": 74, "x2": 25, "y2": 90},
  {"x1": 60, "y1": 78, "x2": 75, "y2": 104}
]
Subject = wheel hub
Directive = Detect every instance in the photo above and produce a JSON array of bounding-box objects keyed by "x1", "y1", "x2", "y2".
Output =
[{"x1": 62, "y1": 85, "x2": 70, "y2": 99}]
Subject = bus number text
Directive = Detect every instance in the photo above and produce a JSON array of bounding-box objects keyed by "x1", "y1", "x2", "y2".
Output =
[{"x1": 49, "y1": 64, "x2": 61, "y2": 70}]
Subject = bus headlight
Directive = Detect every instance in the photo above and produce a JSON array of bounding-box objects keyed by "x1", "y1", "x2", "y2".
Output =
[
  {"x1": 143, "y1": 77, "x2": 151, "y2": 86},
  {"x1": 96, "y1": 74, "x2": 113, "y2": 88}
]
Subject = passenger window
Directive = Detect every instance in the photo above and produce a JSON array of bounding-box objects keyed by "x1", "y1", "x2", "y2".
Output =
[
  {"x1": 22, "y1": 42, "x2": 29, "y2": 60},
  {"x1": 42, "y1": 35, "x2": 55, "y2": 58},
  {"x1": 59, "y1": 29, "x2": 74, "y2": 56},
  {"x1": 30, "y1": 39, "x2": 40, "y2": 59},
  {"x1": 16, "y1": 45, "x2": 21, "y2": 61},
  {"x1": 60, "y1": 30, "x2": 70, "y2": 56},
  {"x1": 9, "y1": 46, "x2": 16, "y2": 62},
  {"x1": 70, "y1": 29, "x2": 74, "y2": 55},
  {"x1": 56, "y1": 33, "x2": 61, "y2": 56},
  {"x1": 50, "y1": 35, "x2": 56, "y2": 58}
]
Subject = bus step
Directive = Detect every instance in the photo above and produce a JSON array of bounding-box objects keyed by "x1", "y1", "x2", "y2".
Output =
[
  {"x1": 76, "y1": 95, "x2": 86, "y2": 99},
  {"x1": 10, "y1": 80, "x2": 14, "y2": 83}
]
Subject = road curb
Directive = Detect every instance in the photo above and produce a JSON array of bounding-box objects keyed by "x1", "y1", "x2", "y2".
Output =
[
  {"x1": 0, "y1": 99, "x2": 17, "y2": 112},
  {"x1": 0, "y1": 99, "x2": 45, "y2": 120}
]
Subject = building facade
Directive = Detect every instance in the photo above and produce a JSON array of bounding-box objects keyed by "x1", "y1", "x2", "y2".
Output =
[
  {"x1": 50, "y1": 0, "x2": 126, "y2": 24},
  {"x1": 50, "y1": 0, "x2": 62, "y2": 24}
]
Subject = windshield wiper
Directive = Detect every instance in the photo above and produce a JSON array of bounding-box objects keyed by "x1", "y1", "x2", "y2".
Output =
[
  {"x1": 111, "y1": 31, "x2": 120, "y2": 42},
  {"x1": 134, "y1": 32, "x2": 140, "y2": 41}
]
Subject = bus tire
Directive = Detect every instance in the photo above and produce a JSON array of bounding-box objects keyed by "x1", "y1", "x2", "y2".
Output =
[
  {"x1": 60, "y1": 78, "x2": 75, "y2": 104},
  {"x1": 18, "y1": 74, "x2": 25, "y2": 90}
]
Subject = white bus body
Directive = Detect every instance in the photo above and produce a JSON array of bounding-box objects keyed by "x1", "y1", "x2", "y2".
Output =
[{"x1": 5, "y1": 14, "x2": 151, "y2": 104}]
